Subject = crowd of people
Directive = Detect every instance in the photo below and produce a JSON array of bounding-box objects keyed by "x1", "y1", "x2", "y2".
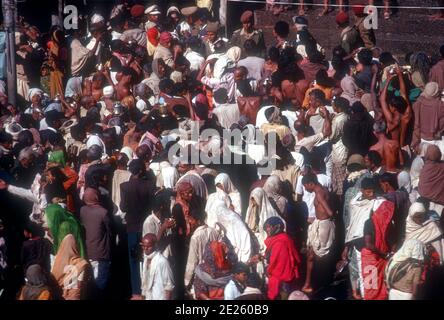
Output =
[
  {"x1": 0, "y1": 0, "x2": 444, "y2": 301},
  {"x1": 266, "y1": 0, "x2": 444, "y2": 20}
]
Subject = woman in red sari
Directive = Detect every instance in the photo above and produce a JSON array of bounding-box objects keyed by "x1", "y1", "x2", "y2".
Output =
[
  {"x1": 361, "y1": 199, "x2": 395, "y2": 300},
  {"x1": 263, "y1": 216, "x2": 301, "y2": 300}
]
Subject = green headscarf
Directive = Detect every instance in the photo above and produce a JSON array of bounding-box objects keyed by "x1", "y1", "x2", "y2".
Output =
[
  {"x1": 48, "y1": 150, "x2": 66, "y2": 167},
  {"x1": 45, "y1": 204, "x2": 86, "y2": 258}
]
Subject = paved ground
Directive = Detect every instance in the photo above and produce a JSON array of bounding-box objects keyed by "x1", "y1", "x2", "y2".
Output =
[{"x1": 227, "y1": 0, "x2": 444, "y2": 62}]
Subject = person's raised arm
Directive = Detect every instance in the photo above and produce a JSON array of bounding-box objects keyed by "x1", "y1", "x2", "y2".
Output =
[
  {"x1": 102, "y1": 67, "x2": 115, "y2": 89},
  {"x1": 196, "y1": 59, "x2": 215, "y2": 82},
  {"x1": 396, "y1": 67, "x2": 408, "y2": 102},
  {"x1": 0, "y1": 179, "x2": 39, "y2": 204},
  {"x1": 397, "y1": 68, "x2": 413, "y2": 148},
  {"x1": 184, "y1": 90, "x2": 196, "y2": 121},
  {"x1": 320, "y1": 106, "x2": 332, "y2": 138},
  {"x1": 380, "y1": 73, "x2": 395, "y2": 126},
  {"x1": 371, "y1": 63, "x2": 382, "y2": 120}
]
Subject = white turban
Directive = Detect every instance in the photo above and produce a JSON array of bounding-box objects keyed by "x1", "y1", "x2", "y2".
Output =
[
  {"x1": 120, "y1": 146, "x2": 134, "y2": 161},
  {"x1": 28, "y1": 88, "x2": 43, "y2": 101},
  {"x1": 103, "y1": 85, "x2": 115, "y2": 98},
  {"x1": 91, "y1": 13, "x2": 105, "y2": 24},
  {"x1": 136, "y1": 99, "x2": 147, "y2": 113}
]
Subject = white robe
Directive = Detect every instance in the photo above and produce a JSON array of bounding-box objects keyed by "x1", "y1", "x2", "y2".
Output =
[
  {"x1": 215, "y1": 201, "x2": 252, "y2": 263},
  {"x1": 245, "y1": 188, "x2": 279, "y2": 251},
  {"x1": 141, "y1": 251, "x2": 174, "y2": 300}
]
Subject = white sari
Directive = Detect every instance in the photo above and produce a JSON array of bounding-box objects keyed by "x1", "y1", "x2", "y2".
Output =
[
  {"x1": 245, "y1": 188, "x2": 279, "y2": 251},
  {"x1": 214, "y1": 200, "x2": 252, "y2": 263},
  {"x1": 205, "y1": 173, "x2": 242, "y2": 228}
]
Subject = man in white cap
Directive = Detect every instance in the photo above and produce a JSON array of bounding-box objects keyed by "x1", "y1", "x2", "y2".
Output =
[
  {"x1": 24, "y1": 88, "x2": 44, "y2": 116},
  {"x1": 179, "y1": 5, "x2": 198, "y2": 38},
  {"x1": 145, "y1": 4, "x2": 162, "y2": 57},
  {"x1": 412, "y1": 82, "x2": 444, "y2": 157}
]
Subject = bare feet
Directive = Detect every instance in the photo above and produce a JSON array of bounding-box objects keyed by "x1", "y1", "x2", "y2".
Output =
[
  {"x1": 302, "y1": 285, "x2": 313, "y2": 294},
  {"x1": 130, "y1": 294, "x2": 143, "y2": 300},
  {"x1": 352, "y1": 291, "x2": 363, "y2": 300}
]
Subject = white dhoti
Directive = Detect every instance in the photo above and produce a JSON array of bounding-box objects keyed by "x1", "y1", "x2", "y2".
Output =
[
  {"x1": 389, "y1": 288, "x2": 413, "y2": 300},
  {"x1": 307, "y1": 218, "x2": 335, "y2": 258},
  {"x1": 17, "y1": 78, "x2": 30, "y2": 101}
]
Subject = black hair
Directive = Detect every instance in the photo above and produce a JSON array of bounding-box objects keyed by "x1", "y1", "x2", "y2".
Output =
[
  {"x1": 389, "y1": 96, "x2": 407, "y2": 113},
  {"x1": 194, "y1": 102, "x2": 209, "y2": 121},
  {"x1": 379, "y1": 172, "x2": 399, "y2": 190},
  {"x1": 159, "y1": 78, "x2": 174, "y2": 93},
  {"x1": 160, "y1": 16, "x2": 176, "y2": 32},
  {"x1": 189, "y1": 208, "x2": 205, "y2": 223},
  {"x1": 302, "y1": 172, "x2": 318, "y2": 185},
  {"x1": 86, "y1": 108, "x2": 101, "y2": 125},
  {"x1": 175, "y1": 55, "x2": 190, "y2": 69},
  {"x1": 111, "y1": 39, "x2": 129, "y2": 54},
  {"x1": 307, "y1": 46, "x2": 325, "y2": 64},
  {"x1": 45, "y1": 111, "x2": 63, "y2": 128},
  {"x1": 121, "y1": 66, "x2": 136, "y2": 79},
  {"x1": 194, "y1": 7, "x2": 210, "y2": 22},
  {"x1": 213, "y1": 88, "x2": 228, "y2": 104},
  {"x1": 0, "y1": 131, "x2": 12, "y2": 144},
  {"x1": 213, "y1": 39, "x2": 227, "y2": 53},
  {"x1": 267, "y1": 47, "x2": 280, "y2": 62},
  {"x1": 18, "y1": 130, "x2": 34, "y2": 146},
  {"x1": 315, "y1": 69, "x2": 335, "y2": 88},
  {"x1": 358, "y1": 49, "x2": 373, "y2": 66},
  {"x1": 294, "y1": 121, "x2": 309, "y2": 135},
  {"x1": 309, "y1": 89, "x2": 326, "y2": 102},
  {"x1": 333, "y1": 96, "x2": 349, "y2": 111},
  {"x1": 366, "y1": 150, "x2": 382, "y2": 167},
  {"x1": 87, "y1": 145, "x2": 103, "y2": 161},
  {"x1": 244, "y1": 39, "x2": 258, "y2": 56},
  {"x1": 274, "y1": 21, "x2": 290, "y2": 38},
  {"x1": 152, "y1": 189, "x2": 173, "y2": 212},
  {"x1": 236, "y1": 79, "x2": 254, "y2": 97},
  {"x1": 92, "y1": 72, "x2": 106, "y2": 83},
  {"x1": 379, "y1": 52, "x2": 396, "y2": 66},
  {"x1": 117, "y1": 152, "x2": 129, "y2": 168},
  {"x1": 172, "y1": 104, "x2": 190, "y2": 118},
  {"x1": 24, "y1": 221, "x2": 45, "y2": 238},
  {"x1": 246, "y1": 272, "x2": 263, "y2": 289},
  {"x1": 44, "y1": 180, "x2": 67, "y2": 203},
  {"x1": 361, "y1": 177, "x2": 377, "y2": 190}
]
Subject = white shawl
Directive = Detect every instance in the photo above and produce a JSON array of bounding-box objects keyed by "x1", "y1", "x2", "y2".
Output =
[
  {"x1": 215, "y1": 200, "x2": 252, "y2": 263},
  {"x1": 245, "y1": 188, "x2": 279, "y2": 250}
]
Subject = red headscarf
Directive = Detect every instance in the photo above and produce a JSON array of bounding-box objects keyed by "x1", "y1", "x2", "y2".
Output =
[
  {"x1": 264, "y1": 232, "x2": 301, "y2": 300},
  {"x1": 210, "y1": 241, "x2": 231, "y2": 271},
  {"x1": 372, "y1": 200, "x2": 394, "y2": 254},
  {"x1": 360, "y1": 200, "x2": 394, "y2": 300}
]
